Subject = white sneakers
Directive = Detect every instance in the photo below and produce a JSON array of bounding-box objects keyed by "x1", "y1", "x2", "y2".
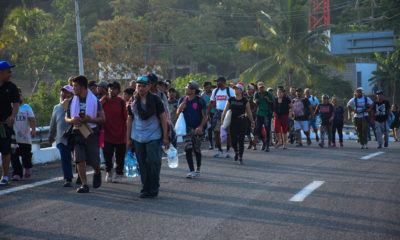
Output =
[
  {"x1": 105, "y1": 172, "x2": 113, "y2": 183},
  {"x1": 186, "y1": 171, "x2": 201, "y2": 178}
]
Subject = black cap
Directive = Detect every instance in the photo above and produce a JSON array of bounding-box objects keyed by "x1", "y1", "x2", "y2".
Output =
[
  {"x1": 203, "y1": 81, "x2": 212, "y2": 87},
  {"x1": 376, "y1": 90, "x2": 383, "y2": 95},
  {"x1": 108, "y1": 81, "x2": 121, "y2": 91},
  {"x1": 215, "y1": 77, "x2": 226, "y2": 82},
  {"x1": 146, "y1": 73, "x2": 158, "y2": 83}
]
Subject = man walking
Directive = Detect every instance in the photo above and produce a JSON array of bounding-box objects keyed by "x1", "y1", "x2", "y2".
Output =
[
  {"x1": 207, "y1": 77, "x2": 235, "y2": 158},
  {"x1": 304, "y1": 88, "x2": 319, "y2": 143},
  {"x1": 101, "y1": 81, "x2": 127, "y2": 183},
  {"x1": 0, "y1": 61, "x2": 20, "y2": 186},
  {"x1": 127, "y1": 76, "x2": 169, "y2": 198},
  {"x1": 253, "y1": 82, "x2": 274, "y2": 152},
  {"x1": 65, "y1": 76, "x2": 105, "y2": 193},
  {"x1": 177, "y1": 81, "x2": 207, "y2": 178},
  {"x1": 49, "y1": 85, "x2": 74, "y2": 187},
  {"x1": 372, "y1": 90, "x2": 391, "y2": 148},
  {"x1": 292, "y1": 88, "x2": 314, "y2": 147},
  {"x1": 347, "y1": 88, "x2": 373, "y2": 149}
]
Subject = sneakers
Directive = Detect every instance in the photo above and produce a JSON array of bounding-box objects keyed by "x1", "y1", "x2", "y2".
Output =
[
  {"x1": 339, "y1": 142, "x2": 343, "y2": 147},
  {"x1": 195, "y1": 170, "x2": 201, "y2": 177},
  {"x1": 63, "y1": 180, "x2": 72, "y2": 187},
  {"x1": 213, "y1": 150, "x2": 223, "y2": 158},
  {"x1": 113, "y1": 175, "x2": 123, "y2": 183},
  {"x1": 140, "y1": 191, "x2": 158, "y2": 198},
  {"x1": 318, "y1": 143, "x2": 324, "y2": 148},
  {"x1": 93, "y1": 172, "x2": 102, "y2": 189},
  {"x1": 306, "y1": 137, "x2": 312, "y2": 146},
  {"x1": 377, "y1": 144, "x2": 382, "y2": 149},
  {"x1": 186, "y1": 171, "x2": 197, "y2": 178},
  {"x1": 0, "y1": 177, "x2": 9, "y2": 186},
  {"x1": 105, "y1": 171, "x2": 113, "y2": 183},
  {"x1": 331, "y1": 143, "x2": 336, "y2": 147},
  {"x1": 23, "y1": 168, "x2": 32, "y2": 178},
  {"x1": 12, "y1": 175, "x2": 21, "y2": 181},
  {"x1": 361, "y1": 145, "x2": 365, "y2": 149},
  {"x1": 76, "y1": 184, "x2": 89, "y2": 193},
  {"x1": 225, "y1": 152, "x2": 231, "y2": 158}
]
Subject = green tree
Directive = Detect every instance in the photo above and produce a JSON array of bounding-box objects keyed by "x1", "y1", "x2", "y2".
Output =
[
  {"x1": 369, "y1": 46, "x2": 400, "y2": 103},
  {"x1": 237, "y1": 0, "x2": 344, "y2": 87},
  {"x1": 172, "y1": 73, "x2": 216, "y2": 96}
]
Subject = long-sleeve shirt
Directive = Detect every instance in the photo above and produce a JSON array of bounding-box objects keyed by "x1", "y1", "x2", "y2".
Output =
[{"x1": 49, "y1": 103, "x2": 69, "y2": 145}]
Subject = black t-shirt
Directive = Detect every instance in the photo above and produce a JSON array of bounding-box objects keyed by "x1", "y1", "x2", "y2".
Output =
[
  {"x1": 228, "y1": 97, "x2": 248, "y2": 119},
  {"x1": 0, "y1": 81, "x2": 20, "y2": 121},
  {"x1": 374, "y1": 100, "x2": 390, "y2": 122},
  {"x1": 315, "y1": 103, "x2": 334, "y2": 125},
  {"x1": 273, "y1": 97, "x2": 291, "y2": 117}
]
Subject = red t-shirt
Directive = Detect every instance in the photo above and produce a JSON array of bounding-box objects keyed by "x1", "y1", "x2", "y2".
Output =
[{"x1": 101, "y1": 96, "x2": 127, "y2": 144}]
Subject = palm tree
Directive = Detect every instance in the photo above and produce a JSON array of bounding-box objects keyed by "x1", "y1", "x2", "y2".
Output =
[
  {"x1": 369, "y1": 47, "x2": 400, "y2": 103},
  {"x1": 237, "y1": 0, "x2": 343, "y2": 87}
]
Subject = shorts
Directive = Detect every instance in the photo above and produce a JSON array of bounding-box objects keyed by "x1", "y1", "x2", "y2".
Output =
[
  {"x1": 212, "y1": 110, "x2": 229, "y2": 133},
  {"x1": 73, "y1": 131, "x2": 100, "y2": 167},
  {"x1": 294, "y1": 120, "x2": 309, "y2": 132},
  {"x1": 0, "y1": 124, "x2": 13, "y2": 155},
  {"x1": 308, "y1": 116, "x2": 318, "y2": 129}
]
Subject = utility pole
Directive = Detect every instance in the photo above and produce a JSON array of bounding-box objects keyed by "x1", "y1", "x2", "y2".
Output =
[{"x1": 75, "y1": 0, "x2": 84, "y2": 75}]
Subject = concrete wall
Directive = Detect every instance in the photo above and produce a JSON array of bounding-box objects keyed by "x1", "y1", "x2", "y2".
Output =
[{"x1": 356, "y1": 63, "x2": 377, "y2": 95}]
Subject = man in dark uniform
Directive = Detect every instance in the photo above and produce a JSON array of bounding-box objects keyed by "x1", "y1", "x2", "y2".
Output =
[{"x1": 0, "y1": 61, "x2": 20, "y2": 186}]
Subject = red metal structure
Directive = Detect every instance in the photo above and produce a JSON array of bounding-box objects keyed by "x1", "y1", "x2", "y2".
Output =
[{"x1": 308, "y1": 0, "x2": 330, "y2": 31}]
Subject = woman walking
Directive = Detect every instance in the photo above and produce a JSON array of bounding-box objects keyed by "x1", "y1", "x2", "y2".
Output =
[
  {"x1": 331, "y1": 97, "x2": 345, "y2": 147},
  {"x1": 273, "y1": 88, "x2": 292, "y2": 149},
  {"x1": 222, "y1": 83, "x2": 255, "y2": 165},
  {"x1": 390, "y1": 104, "x2": 400, "y2": 142}
]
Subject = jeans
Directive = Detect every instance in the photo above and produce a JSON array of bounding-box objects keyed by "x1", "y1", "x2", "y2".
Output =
[
  {"x1": 134, "y1": 140, "x2": 162, "y2": 194},
  {"x1": 332, "y1": 122, "x2": 343, "y2": 143},
  {"x1": 255, "y1": 114, "x2": 271, "y2": 146},
  {"x1": 375, "y1": 121, "x2": 389, "y2": 146},
  {"x1": 11, "y1": 143, "x2": 33, "y2": 177},
  {"x1": 103, "y1": 141, "x2": 126, "y2": 175},
  {"x1": 57, "y1": 143, "x2": 73, "y2": 181}
]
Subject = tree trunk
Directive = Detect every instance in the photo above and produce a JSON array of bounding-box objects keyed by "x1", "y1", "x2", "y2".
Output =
[{"x1": 286, "y1": 68, "x2": 294, "y2": 88}]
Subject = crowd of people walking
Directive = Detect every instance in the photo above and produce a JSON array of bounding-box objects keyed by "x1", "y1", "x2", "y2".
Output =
[{"x1": 1, "y1": 60, "x2": 399, "y2": 198}]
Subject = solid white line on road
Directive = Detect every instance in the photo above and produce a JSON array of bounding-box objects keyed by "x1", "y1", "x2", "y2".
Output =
[
  {"x1": 0, "y1": 152, "x2": 187, "y2": 196},
  {"x1": 360, "y1": 151, "x2": 384, "y2": 160},
  {"x1": 289, "y1": 181, "x2": 325, "y2": 202}
]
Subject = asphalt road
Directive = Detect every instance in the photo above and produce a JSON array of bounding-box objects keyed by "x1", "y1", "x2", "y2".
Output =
[{"x1": 1, "y1": 140, "x2": 399, "y2": 240}]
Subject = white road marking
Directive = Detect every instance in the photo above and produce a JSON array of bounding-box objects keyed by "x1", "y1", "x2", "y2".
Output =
[
  {"x1": 360, "y1": 151, "x2": 384, "y2": 160},
  {"x1": 289, "y1": 181, "x2": 325, "y2": 202},
  {"x1": 0, "y1": 152, "x2": 187, "y2": 196}
]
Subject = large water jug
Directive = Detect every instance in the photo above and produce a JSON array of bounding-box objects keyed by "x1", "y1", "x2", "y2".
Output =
[
  {"x1": 167, "y1": 146, "x2": 179, "y2": 168},
  {"x1": 125, "y1": 151, "x2": 139, "y2": 177}
]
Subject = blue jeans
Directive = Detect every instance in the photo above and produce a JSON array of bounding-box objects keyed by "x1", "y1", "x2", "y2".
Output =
[
  {"x1": 134, "y1": 140, "x2": 162, "y2": 194},
  {"x1": 57, "y1": 143, "x2": 73, "y2": 181}
]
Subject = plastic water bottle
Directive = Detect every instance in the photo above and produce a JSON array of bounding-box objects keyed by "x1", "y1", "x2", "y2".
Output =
[
  {"x1": 125, "y1": 151, "x2": 139, "y2": 177},
  {"x1": 167, "y1": 146, "x2": 179, "y2": 168}
]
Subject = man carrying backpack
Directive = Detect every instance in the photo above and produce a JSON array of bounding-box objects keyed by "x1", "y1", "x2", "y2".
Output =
[
  {"x1": 207, "y1": 77, "x2": 235, "y2": 158},
  {"x1": 177, "y1": 81, "x2": 207, "y2": 178},
  {"x1": 253, "y1": 82, "x2": 274, "y2": 152},
  {"x1": 305, "y1": 88, "x2": 319, "y2": 143},
  {"x1": 347, "y1": 88, "x2": 373, "y2": 149},
  {"x1": 371, "y1": 90, "x2": 391, "y2": 148},
  {"x1": 292, "y1": 88, "x2": 314, "y2": 147}
]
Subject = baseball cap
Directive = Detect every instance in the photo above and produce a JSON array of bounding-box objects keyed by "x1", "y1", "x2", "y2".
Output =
[
  {"x1": 137, "y1": 76, "x2": 149, "y2": 84},
  {"x1": 187, "y1": 81, "x2": 200, "y2": 90},
  {"x1": 233, "y1": 83, "x2": 245, "y2": 91},
  {"x1": 376, "y1": 90, "x2": 383, "y2": 95},
  {"x1": 322, "y1": 94, "x2": 329, "y2": 99},
  {"x1": 96, "y1": 80, "x2": 109, "y2": 88},
  {"x1": 247, "y1": 84, "x2": 255, "y2": 90},
  {"x1": 267, "y1": 87, "x2": 273, "y2": 92},
  {"x1": 0, "y1": 61, "x2": 15, "y2": 71},
  {"x1": 61, "y1": 85, "x2": 74, "y2": 94},
  {"x1": 108, "y1": 81, "x2": 121, "y2": 91},
  {"x1": 203, "y1": 81, "x2": 212, "y2": 87},
  {"x1": 215, "y1": 77, "x2": 226, "y2": 82},
  {"x1": 146, "y1": 73, "x2": 158, "y2": 83}
]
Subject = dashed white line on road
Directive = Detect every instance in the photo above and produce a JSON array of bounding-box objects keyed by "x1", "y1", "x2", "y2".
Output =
[
  {"x1": 0, "y1": 153, "x2": 187, "y2": 196},
  {"x1": 289, "y1": 181, "x2": 325, "y2": 202},
  {"x1": 360, "y1": 151, "x2": 384, "y2": 160}
]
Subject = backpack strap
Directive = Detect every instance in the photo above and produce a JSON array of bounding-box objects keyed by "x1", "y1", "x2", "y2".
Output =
[{"x1": 226, "y1": 88, "x2": 230, "y2": 98}]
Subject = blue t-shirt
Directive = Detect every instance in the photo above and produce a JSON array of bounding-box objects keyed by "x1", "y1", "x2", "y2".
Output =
[
  {"x1": 178, "y1": 96, "x2": 207, "y2": 129},
  {"x1": 333, "y1": 105, "x2": 344, "y2": 123}
]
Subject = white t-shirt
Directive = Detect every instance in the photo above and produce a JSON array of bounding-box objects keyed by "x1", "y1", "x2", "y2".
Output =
[
  {"x1": 347, "y1": 96, "x2": 373, "y2": 118},
  {"x1": 210, "y1": 87, "x2": 236, "y2": 111},
  {"x1": 13, "y1": 104, "x2": 35, "y2": 144}
]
